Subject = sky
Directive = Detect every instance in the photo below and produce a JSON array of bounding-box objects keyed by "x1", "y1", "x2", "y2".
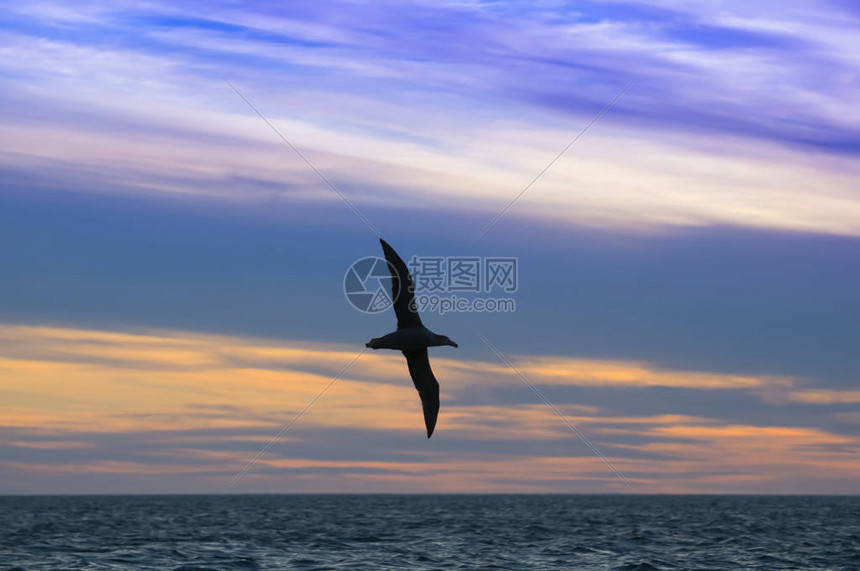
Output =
[{"x1": 1, "y1": 0, "x2": 859, "y2": 494}]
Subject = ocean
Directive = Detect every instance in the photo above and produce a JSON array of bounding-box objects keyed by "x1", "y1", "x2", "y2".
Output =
[{"x1": 1, "y1": 495, "x2": 857, "y2": 570}]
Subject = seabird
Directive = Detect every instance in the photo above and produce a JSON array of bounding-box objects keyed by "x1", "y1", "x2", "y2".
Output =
[{"x1": 365, "y1": 239, "x2": 458, "y2": 438}]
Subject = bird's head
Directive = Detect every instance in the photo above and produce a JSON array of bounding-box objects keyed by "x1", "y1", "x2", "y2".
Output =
[{"x1": 436, "y1": 335, "x2": 458, "y2": 348}]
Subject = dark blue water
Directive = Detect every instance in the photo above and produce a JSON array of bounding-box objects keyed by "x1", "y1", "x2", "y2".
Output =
[{"x1": 1, "y1": 495, "x2": 857, "y2": 570}]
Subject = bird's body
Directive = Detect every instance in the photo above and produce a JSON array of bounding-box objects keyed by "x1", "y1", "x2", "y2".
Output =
[
  {"x1": 366, "y1": 327, "x2": 451, "y2": 352},
  {"x1": 365, "y1": 239, "x2": 457, "y2": 438}
]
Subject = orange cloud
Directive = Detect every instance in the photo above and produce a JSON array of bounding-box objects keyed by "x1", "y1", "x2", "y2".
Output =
[
  {"x1": 5, "y1": 440, "x2": 94, "y2": 449},
  {"x1": 1, "y1": 323, "x2": 858, "y2": 493},
  {"x1": 788, "y1": 389, "x2": 860, "y2": 404},
  {"x1": 479, "y1": 357, "x2": 787, "y2": 390}
]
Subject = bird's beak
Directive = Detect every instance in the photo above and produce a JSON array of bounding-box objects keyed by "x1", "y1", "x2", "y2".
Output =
[{"x1": 448, "y1": 339, "x2": 459, "y2": 348}]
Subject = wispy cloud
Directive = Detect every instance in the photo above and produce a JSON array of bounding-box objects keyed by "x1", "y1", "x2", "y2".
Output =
[
  {"x1": 1, "y1": 0, "x2": 859, "y2": 236},
  {"x1": 788, "y1": 390, "x2": 860, "y2": 404},
  {"x1": 2, "y1": 0, "x2": 858, "y2": 494},
  {"x1": 1, "y1": 323, "x2": 857, "y2": 493}
]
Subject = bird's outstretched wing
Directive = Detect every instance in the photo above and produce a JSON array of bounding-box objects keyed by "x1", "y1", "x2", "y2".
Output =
[
  {"x1": 403, "y1": 348, "x2": 439, "y2": 438},
  {"x1": 379, "y1": 239, "x2": 423, "y2": 329}
]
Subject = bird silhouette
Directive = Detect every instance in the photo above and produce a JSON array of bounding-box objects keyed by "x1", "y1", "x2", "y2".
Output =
[{"x1": 365, "y1": 239, "x2": 458, "y2": 437}]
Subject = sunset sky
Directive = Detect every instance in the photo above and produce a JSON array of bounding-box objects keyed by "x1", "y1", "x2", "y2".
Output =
[{"x1": 1, "y1": 0, "x2": 859, "y2": 494}]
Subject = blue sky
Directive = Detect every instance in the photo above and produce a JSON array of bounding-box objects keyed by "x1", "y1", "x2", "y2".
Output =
[{"x1": 0, "y1": 0, "x2": 858, "y2": 494}]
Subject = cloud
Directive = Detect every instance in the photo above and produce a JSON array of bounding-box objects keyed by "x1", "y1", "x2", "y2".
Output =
[
  {"x1": 5, "y1": 440, "x2": 94, "y2": 449},
  {"x1": 787, "y1": 390, "x2": 860, "y2": 404},
  {"x1": 460, "y1": 355, "x2": 785, "y2": 389},
  {"x1": 1, "y1": 1, "x2": 859, "y2": 236},
  {"x1": 1, "y1": 1, "x2": 858, "y2": 493},
  {"x1": 1, "y1": 322, "x2": 858, "y2": 493}
]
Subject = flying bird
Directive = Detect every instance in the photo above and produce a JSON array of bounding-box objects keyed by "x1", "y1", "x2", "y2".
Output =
[{"x1": 365, "y1": 239, "x2": 458, "y2": 438}]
